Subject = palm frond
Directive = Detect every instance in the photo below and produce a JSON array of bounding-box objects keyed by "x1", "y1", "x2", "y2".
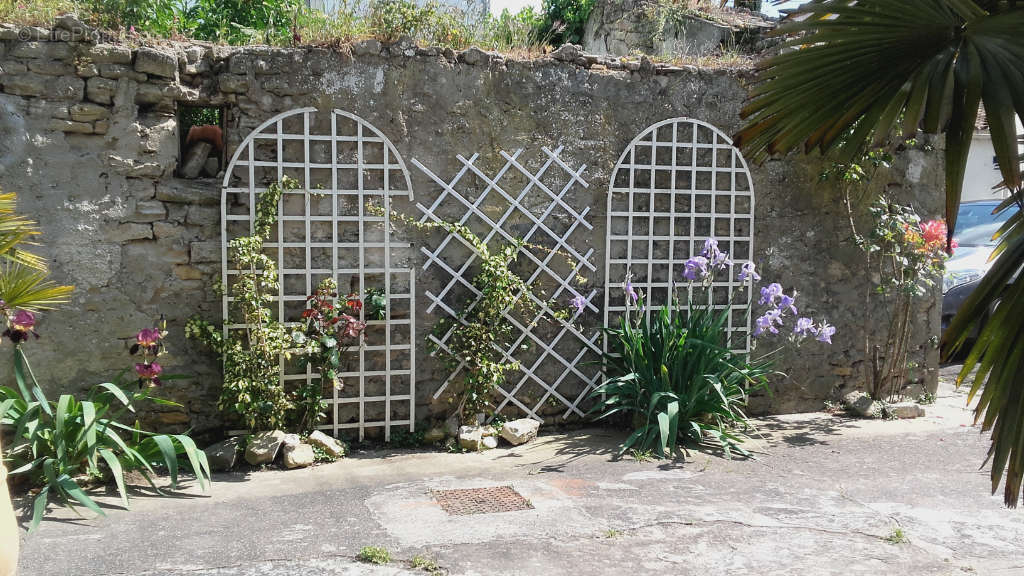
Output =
[
  {"x1": 736, "y1": 0, "x2": 1024, "y2": 242},
  {"x1": 0, "y1": 263, "x2": 73, "y2": 310}
]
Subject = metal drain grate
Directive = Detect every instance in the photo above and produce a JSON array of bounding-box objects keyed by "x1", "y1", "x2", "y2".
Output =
[{"x1": 432, "y1": 486, "x2": 534, "y2": 516}]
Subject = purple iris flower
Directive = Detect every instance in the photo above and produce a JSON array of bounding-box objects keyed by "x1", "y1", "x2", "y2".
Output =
[
  {"x1": 758, "y1": 283, "x2": 783, "y2": 306},
  {"x1": 794, "y1": 317, "x2": 816, "y2": 337},
  {"x1": 624, "y1": 280, "x2": 639, "y2": 304},
  {"x1": 682, "y1": 256, "x2": 709, "y2": 281},
  {"x1": 753, "y1": 308, "x2": 783, "y2": 336},
  {"x1": 570, "y1": 295, "x2": 587, "y2": 313},
  {"x1": 738, "y1": 262, "x2": 760, "y2": 282},
  {"x1": 779, "y1": 292, "x2": 798, "y2": 315},
  {"x1": 701, "y1": 238, "x2": 720, "y2": 260},
  {"x1": 816, "y1": 322, "x2": 836, "y2": 344}
]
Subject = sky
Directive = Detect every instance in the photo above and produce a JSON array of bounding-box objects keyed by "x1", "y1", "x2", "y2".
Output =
[{"x1": 488, "y1": 0, "x2": 800, "y2": 16}]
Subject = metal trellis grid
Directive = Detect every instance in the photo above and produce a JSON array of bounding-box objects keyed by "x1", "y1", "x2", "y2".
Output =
[
  {"x1": 603, "y1": 118, "x2": 756, "y2": 353},
  {"x1": 221, "y1": 107, "x2": 416, "y2": 441},
  {"x1": 413, "y1": 147, "x2": 602, "y2": 421}
]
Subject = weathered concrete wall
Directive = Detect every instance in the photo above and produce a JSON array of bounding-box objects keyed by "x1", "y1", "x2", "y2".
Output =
[{"x1": 0, "y1": 19, "x2": 943, "y2": 436}]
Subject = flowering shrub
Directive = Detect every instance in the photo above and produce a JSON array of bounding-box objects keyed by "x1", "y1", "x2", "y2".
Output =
[
  {"x1": 591, "y1": 238, "x2": 831, "y2": 458},
  {"x1": 290, "y1": 278, "x2": 366, "y2": 433},
  {"x1": 186, "y1": 177, "x2": 299, "y2": 432},
  {"x1": 0, "y1": 313, "x2": 211, "y2": 532},
  {"x1": 858, "y1": 196, "x2": 951, "y2": 401}
]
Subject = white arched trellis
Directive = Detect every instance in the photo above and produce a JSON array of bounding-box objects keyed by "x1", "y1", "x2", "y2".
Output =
[
  {"x1": 603, "y1": 117, "x2": 755, "y2": 352},
  {"x1": 221, "y1": 107, "x2": 416, "y2": 441}
]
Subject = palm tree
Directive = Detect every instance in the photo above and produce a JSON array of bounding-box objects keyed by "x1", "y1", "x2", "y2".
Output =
[
  {"x1": 0, "y1": 189, "x2": 73, "y2": 311},
  {"x1": 734, "y1": 0, "x2": 1024, "y2": 506}
]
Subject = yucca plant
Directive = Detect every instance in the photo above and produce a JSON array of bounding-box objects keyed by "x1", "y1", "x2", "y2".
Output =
[
  {"x1": 735, "y1": 0, "x2": 1024, "y2": 507},
  {"x1": 1, "y1": 343, "x2": 211, "y2": 532},
  {"x1": 592, "y1": 239, "x2": 831, "y2": 459}
]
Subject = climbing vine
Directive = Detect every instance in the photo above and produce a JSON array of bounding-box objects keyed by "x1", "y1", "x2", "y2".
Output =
[{"x1": 375, "y1": 206, "x2": 575, "y2": 423}]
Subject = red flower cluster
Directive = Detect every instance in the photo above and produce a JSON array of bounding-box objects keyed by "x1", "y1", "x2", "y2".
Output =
[{"x1": 920, "y1": 219, "x2": 958, "y2": 254}]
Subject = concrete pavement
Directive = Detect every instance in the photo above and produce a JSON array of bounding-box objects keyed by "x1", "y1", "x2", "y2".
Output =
[{"x1": 15, "y1": 368, "x2": 1024, "y2": 575}]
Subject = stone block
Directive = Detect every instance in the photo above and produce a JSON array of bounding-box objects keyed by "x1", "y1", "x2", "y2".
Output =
[
  {"x1": 352, "y1": 39, "x2": 382, "y2": 57},
  {"x1": 27, "y1": 59, "x2": 74, "y2": 76},
  {"x1": 307, "y1": 430, "x2": 345, "y2": 458},
  {"x1": 500, "y1": 418, "x2": 540, "y2": 446},
  {"x1": 173, "y1": 264, "x2": 204, "y2": 281},
  {"x1": 458, "y1": 425, "x2": 483, "y2": 451},
  {"x1": 0, "y1": 60, "x2": 28, "y2": 74},
  {"x1": 105, "y1": 223, "x2": 153, "y2": 242},
  {"x1": 135, "y1": 47, "x2": 177, "y2": 78},
  {"x1": 108, "y1": 154, "x2": 164, "y2": 179},
  {"x1": 282, "y1": 442, "x2": 315, "y2": 469},
  {"x1": 69, "y1": 103, "x2": 109, "y2": 123},
  {"x1": 245, "y1": 430, "x2": 286, "y2": 466},
  {"x1": 843, "y1": 391, "x2": 879, "y2": 419},
  {"x1": 49, "y1": 76, "x2": 84, "y2": 101},
  {"x1": 10, "y1": 41, "x2": 72, "y2": 60},
  {"x1": 187, "y1": 205, "x2": 220, "y2": 226},
  {"x1": 131, "y1": 199, "x2": 167, "y2": 222},
  {"x1": 422, "y1": 427, "x2": 446, "y2": 444},
  {"x1": 86, "y1": 76, "x2": 116, "y2": 104},
  {"x1": 156, "y1": 180, "x2": 219, "y2": 205},
  {"x1": 2, "y1": 73, "x2": 45, "y2": 96},
  {"x1": 46, "y1": 119, "x2": 93, "y2": 134},
  {"x1": 135, "y1": 83, "x2": 166, "y2": 105},
  {"x1": 178, "y1": 141, "x2": 213, "y2": 179},
  {"x1": 203, "y1": 437, "x2": 243, "y2": 472},
  {"x1": 98, "y1": 63, "x2": 145, "y2": 81},
  {"x1": 887, "y1": 402, "x2": 925, "y2": 419},
  {"x1": 86, "y1": 44, "x2": 133, "y2": 64},
  {"x1": 93, "y1": 119, "x2": 109, "y2": 134},
  {"x1": 54, "y1": 15, "x2": 96, "y2": 42},
  {"x1": 458, "y1": 47, "x2": 490, "y2": 65},
  {"x1": 218, "y1": 73, "x2": 248, "y2": 93},
  {"x1": 190, "y1": 241, "x2": 221, "y2": 263},
  {"x1": 202, "y1": 157, "x2": 220, "y2": 178}
]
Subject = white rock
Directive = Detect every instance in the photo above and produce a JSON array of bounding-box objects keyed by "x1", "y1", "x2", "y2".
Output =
[
  {"x1": 282, "y1": 443, "x2": 315, "y2": 469},
  {"x1": 307, "y1": 430, "x2": 345, "y2": 458},
  {"x1": 500, "y1": 418, "x2": 540, "y2": 445},
  {"x1": 842, "y1": 391, "x2": 878, "y2": 418},
  {"x1": 888, "y1": 402, "x2": 925, "y2": 419},
  {"x1": 245, "y1": 430, "x2": 285, "y2": 465},
  {"x1": 458, "y1": 425, "x2": 483, "y2": 451},
  {"x1": 481, "y1": 436, "x2": 498, "y2": 450}
]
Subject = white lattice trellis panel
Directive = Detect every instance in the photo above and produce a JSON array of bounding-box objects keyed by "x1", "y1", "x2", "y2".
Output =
[
  {"x1": 413, "y1": 147, "x2": 601, "y2": 421},
  {"x1": 221, "y1": 107, "x2": 416, "y2": 441},
  {"x1": 604, "y1": 118, "x2": 755, "y2": 352}
]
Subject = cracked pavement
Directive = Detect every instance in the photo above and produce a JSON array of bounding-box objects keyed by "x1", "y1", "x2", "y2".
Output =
[{"x1": 16, "y1": 367, "x2": 1024, "y2": 575}]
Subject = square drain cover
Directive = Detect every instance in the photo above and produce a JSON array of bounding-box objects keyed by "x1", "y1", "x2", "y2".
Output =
[{"x1": 432, "y1": 486, "x2": 534, "y2": 516}]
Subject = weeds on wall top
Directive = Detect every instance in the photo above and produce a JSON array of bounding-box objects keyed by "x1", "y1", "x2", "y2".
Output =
[{"x1": 2, "y1": 0, "x2": 593, "y2": 51}]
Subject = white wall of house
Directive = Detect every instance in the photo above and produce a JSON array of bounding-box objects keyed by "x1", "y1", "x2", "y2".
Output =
[{"x1": 963, "y1": 116, "x2": 1022, "y2": 202}]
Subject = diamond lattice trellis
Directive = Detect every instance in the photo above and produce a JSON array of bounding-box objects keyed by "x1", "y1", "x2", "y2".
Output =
[
  {"x1": 221, "y1": 107, "x2": 416, "y2": 441},
  {"x1": 604, "y1": 117, "x2": 756, "y2": 353},
  {"x1": 413, "y1": 147, "x2": 602, "y2": 421}
]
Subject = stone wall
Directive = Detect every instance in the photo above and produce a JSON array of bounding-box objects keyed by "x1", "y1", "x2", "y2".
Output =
[
  {"x1": 0, "y1": 18, "x2": 943, "y2": 437},
  {"x1": 582, "y1": 0, "x2": 774, "y2": 58}
]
